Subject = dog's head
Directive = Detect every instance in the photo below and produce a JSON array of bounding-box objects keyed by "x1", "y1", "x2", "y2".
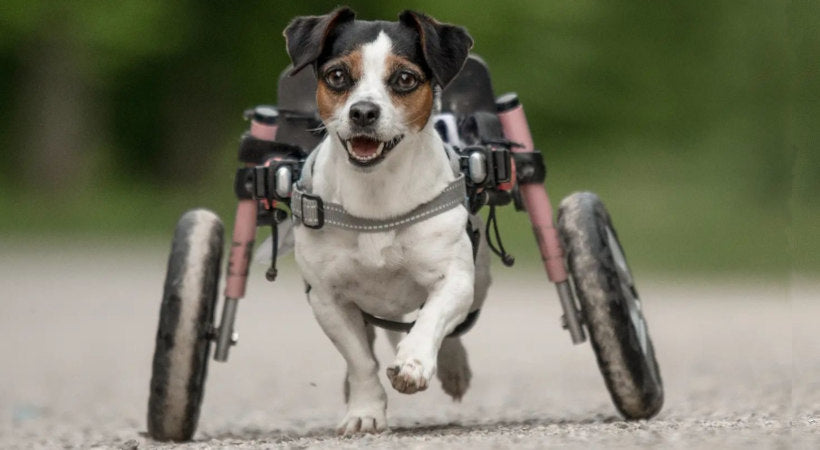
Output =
[{"x1": 284, "y1": 8, "x2": 473, "y2": 168}]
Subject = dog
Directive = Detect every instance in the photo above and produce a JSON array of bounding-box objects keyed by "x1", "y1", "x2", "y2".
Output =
[{"x1": 284, "y1": 7, "x2": 491, "y2": 434}]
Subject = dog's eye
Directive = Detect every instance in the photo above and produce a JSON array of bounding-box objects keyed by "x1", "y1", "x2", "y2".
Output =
[
  {"x1": 391, "y1": 71, "x2": 420, "y2": 93},
  {"x1": 324, "y1": 68, "x2": 351, "y2": 91}
]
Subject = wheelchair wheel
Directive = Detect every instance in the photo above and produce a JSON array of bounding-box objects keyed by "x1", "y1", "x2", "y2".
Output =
[
  {"x1": 557, "y1": 192, "x2": 663, "y2": 420},
  {"x1": 148, "y1": 209, "x2": 223, "y2": 441}
]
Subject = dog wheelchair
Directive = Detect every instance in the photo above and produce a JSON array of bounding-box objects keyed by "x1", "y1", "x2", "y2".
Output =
[{"x1": 147, "y1": 55, "x2": 664, "y2": 441}]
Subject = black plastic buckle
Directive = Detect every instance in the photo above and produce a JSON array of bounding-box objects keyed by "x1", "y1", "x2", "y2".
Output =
[
  {"x1": 253, "y1": 166, "x2": 269, "y2": 198},
  {"x1": 512, "y1": 150, "x2": 547, "y2": 185},
  {"x1": 298, "y1": 193, "x2": 324, "y2": 229},
  {"x1": 459, "y1": 145, "x2": 512, "y2": 189},
  {"x1": 233, "y1": 166, "x2": 272, "y2": 200},
  {"x1": 234, "y1": 160, "x2": 301, "y2": 202},
  {"x1": 492, "y1": 148, "x2": 512, "y2": 184},
  {"x1": 234, "y1": 167, "x2": 255, "y2": 199}
]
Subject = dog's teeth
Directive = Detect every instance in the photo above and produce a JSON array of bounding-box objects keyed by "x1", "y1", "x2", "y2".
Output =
[{"x1": 346, "y1": 140, "x2": 385, "y2": 162}]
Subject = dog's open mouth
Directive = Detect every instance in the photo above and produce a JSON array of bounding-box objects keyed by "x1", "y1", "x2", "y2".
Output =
[{"x1": 341, "y1": 134, "x2": 404, "y2": 167}]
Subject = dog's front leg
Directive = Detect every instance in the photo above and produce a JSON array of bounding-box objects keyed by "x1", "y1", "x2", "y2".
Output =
[
  {"x1": 387, "y1": 254, "x2": 474, "y2": 394},
  {"x1": 307, "y1": 286, "x2": 388, "y2": 434}
]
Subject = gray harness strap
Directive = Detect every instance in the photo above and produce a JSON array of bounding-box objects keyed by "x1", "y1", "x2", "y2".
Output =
[{"x1": 291, "y1": 168, "x2": 467, "y2": 231}]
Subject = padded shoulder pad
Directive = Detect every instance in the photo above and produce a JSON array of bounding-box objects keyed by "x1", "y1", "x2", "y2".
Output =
[
  {"x1": 440, "y1": 54, "x2": 497, "y2": 119},
  {"x1": 274, "y1": 66, "x2": 325, "y2": 152}
]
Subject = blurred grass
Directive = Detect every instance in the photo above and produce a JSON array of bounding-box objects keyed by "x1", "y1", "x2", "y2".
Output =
[
  {"x1": 498, "y1": 139, "x2": 795, "y2": 277},
  {"x1": 0, "y1": 0, "x2": 816, "y2": 279},
  {"x1": 0, "y1": 131, "x2": 809, "y2": 278}
]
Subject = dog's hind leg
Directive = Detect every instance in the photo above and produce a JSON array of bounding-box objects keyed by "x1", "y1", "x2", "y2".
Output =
[{"x1": 436, "y1": 336, "x2": 472, "y2": 401}]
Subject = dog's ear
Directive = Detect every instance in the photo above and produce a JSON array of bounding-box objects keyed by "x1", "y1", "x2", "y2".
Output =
[
  {"x1": 283, "y1": 7, "x2": 356, "y2": 76},
  {"x1": 398, "y1": 10, "x2": 474, "y2": 88}
]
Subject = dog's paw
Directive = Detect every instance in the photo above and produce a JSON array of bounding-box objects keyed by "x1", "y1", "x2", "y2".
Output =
[
  {"x1": 337, "y1": 408, "x2": 388, "y2": 435},
  {"x1": 386, "y1": 358, "x2": 434, "y2": 394},
  {"x1": 437, "y1": 338, "x2": 472, "y2": 401}
]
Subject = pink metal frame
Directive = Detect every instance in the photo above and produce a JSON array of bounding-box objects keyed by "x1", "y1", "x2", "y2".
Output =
[
  {"x1": 497, "y1": 104, "x2": 568, "y2": 283},
  {"x1": 223, "y1": 120, "x2": 278, "y2": 300}
]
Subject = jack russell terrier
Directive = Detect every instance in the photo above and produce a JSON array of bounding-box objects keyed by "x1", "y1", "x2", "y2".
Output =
[{"x1": 284, "y1": 7, "x2": 491, "y2": 434}]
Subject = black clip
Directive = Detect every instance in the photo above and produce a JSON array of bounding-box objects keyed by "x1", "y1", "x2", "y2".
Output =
[
  {"x1": 512, "y1": 151, "x2": 547, "y2": 185},
  {"x1": 234, "y1": 167, "x2": 254, "y2": 199},
  {"x1": 492, "y1": 148, "x2": 512, "y2": 184},
  {"x1": 253, "y1": 166, "x2": 269, "y2": 199}
]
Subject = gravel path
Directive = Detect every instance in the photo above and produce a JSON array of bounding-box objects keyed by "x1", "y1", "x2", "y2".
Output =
[{"x1": 0, "y1": 242, "x2": 816, "y2": 448}]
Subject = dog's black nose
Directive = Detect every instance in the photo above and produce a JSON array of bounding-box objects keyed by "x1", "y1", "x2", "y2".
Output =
[{"x1": 349, "y1": 101, "x2": 380, "y2": 127}]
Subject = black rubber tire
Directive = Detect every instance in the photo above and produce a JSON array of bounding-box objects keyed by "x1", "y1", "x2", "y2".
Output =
[
  {"x1": 147, "y1": 209, "x2": 224, "y2": 441},
  {"x1": 557, "y1": 192, "x2": 663, "y2": 420}
]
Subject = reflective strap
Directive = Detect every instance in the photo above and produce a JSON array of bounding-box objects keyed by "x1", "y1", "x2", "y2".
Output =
[{"x1": 292, "y1": 175, "x2": 467, "y2": 232}]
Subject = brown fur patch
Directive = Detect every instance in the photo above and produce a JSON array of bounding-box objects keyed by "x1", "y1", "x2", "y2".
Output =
[
  {"x1": 385, "y1": 55, "x2": 434, "y2": 131},
  {"x1": 316, "y1": 51, "x2": 363, "y2": 122}
]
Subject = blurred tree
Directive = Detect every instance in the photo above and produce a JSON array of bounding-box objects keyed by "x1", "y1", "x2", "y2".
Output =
[
  {"x1": 0, "y1": 1, "x2": 800, "y2": 191},
  {"x1": 0, "y1": 1, "x2": 195, "y2": 190},
  {"x1": 0, "y1": 0, "x2": 814, "y2": 272},
  {"x1": 14, "y1": 19, "x2": 97, "y2": 192}
]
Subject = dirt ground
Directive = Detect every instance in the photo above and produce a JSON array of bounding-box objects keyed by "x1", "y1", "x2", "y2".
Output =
[{"x1": 0, "y1": 242, "x2": 817, "y2": 449}]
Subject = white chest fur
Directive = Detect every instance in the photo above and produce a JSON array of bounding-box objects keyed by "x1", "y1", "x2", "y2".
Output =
[{"x1": 294, "y1": 204, "x2": 468, "y2": 319}]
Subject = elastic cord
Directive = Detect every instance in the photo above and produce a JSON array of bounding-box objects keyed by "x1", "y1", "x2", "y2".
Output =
[
  {"x1": 485, "y1": 205, "x2": 515, "y2": 267},
  {"x1": 265, "y1": 222, "x2": 279, "y2": 281}
]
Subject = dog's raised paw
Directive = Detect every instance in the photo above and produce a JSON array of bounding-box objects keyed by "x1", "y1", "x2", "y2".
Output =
[
  {"x1": 337, "y1": 409, "x2": 387, "y2": 435},
  {"x1": 386, "y1": 358, "x2": 432, "y2": 394}
]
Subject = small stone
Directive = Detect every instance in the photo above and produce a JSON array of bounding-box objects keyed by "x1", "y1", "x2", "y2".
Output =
[{"x1": 119, "y1": 439, "x2": 139, "y2": 450}]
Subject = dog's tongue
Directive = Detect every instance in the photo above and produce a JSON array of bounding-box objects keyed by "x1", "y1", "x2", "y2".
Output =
[{"x1": 349, "y1": 137, "x2": 381, "y2": 157}]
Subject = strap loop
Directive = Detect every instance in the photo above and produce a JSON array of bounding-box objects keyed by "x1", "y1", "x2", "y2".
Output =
[{"x1": 292, "y1": 192, "x2": 324, "y2": 229}]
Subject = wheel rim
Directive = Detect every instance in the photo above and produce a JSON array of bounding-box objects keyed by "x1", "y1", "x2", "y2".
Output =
[{"x1": 605, "y1": 225, "x2": 660, "y2": 384}]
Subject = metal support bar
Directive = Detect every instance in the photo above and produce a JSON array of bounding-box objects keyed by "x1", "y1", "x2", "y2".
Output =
[
  {"x1": 214, "y1": 297, "x2": 240, "y2": 362},
  {"x1": 556, "y1": 281, "x2": 586, "y2": 344}
]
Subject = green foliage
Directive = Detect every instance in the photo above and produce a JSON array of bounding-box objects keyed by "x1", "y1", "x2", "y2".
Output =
[{"x1": 0, "y1": 0, "x2": 815, "y2": 275}]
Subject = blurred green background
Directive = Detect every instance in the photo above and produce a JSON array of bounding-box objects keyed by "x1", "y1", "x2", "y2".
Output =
[{"x1": 0, "y1": 1, "x2": 816, "y2": 277}]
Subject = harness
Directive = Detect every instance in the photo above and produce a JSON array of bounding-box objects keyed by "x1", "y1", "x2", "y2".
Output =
[
  {"x1": 234, "y1": 113, "x2": 533, "y2": 337},
  {"x1": 292, "y1": 146, "x2": 482, "y2": 337}
]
